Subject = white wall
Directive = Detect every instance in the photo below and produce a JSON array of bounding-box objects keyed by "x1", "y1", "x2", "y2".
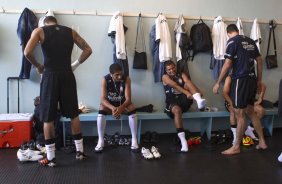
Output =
[{"x1": 1, "y1": 0, "x2": 281, "y2": 133}]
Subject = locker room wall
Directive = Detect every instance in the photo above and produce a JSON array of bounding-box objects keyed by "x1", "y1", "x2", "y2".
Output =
[{"x1": 0, "y1": 0, "x2": 281, "y2": 134}]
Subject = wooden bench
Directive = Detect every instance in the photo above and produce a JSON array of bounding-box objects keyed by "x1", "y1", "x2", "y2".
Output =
[{"x1": 60, "y1": 108, "x2": 278, "y2": 146}]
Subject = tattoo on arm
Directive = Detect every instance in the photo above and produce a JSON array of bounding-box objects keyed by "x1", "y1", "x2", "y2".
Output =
[{"x1": 75, "y1": 34, "x2": 90, "y2": 50}]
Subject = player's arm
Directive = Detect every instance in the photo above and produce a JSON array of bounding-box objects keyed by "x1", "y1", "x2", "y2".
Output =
[
  {"x1": 72, "y1": 30, "x2": 92, "y2": 64},
  {"x1": 162, "y1": 74, "x2": 191, "y2": 97},
  {"x1": 213, "y1": 58, "x2": 232, "y2": 94},
  {"x1": 100, "y1": 78, "x2": 116, "y2": 111},
  {"x1": 222, "y1": 76, "x2": 233, "y2": 106},
  {"x1": 118, "y1": 77, "x2": 132, "y2": 113},
  {"x1": 24, "y1": 28, "x2": 44, "y2": 73}
]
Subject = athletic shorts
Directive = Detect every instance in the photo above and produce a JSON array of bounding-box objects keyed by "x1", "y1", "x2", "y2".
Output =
[
  {"x1": 40, "y1": 71, "x2": 79, "y2": 122},
  {"x1": 230, "y1": 76, "x2": 257, "y2": 109},
  {"x1": 164, "y1": 94, "x2": 193, "y2": 119}
]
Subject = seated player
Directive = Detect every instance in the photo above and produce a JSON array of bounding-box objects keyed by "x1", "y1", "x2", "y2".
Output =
[
  {"x1": 95, "y1": 63, "x2": 139, "y2": 152},
  {"x1": 162, "y1": 60, "x2": 206, "y2": 152}
]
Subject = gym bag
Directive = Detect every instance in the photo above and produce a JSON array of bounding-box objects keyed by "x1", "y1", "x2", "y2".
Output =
[
  {"x1": 133, "y1": 13, "x2": 147, "y2": 70},
  {"x1": 265, "y1": 20, "x2": 278, "y2": 69}
]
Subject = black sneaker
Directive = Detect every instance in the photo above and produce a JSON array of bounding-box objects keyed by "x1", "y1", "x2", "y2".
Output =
[
  {"x1": 76, "y1": 151, "x2": 87, "y2": 160},
  {"x1": 150, "y1": 131, "x2": 159, "y2": 143},
  {"x1": 143, "y1": 131, "x2": 151, "y2": 143}
]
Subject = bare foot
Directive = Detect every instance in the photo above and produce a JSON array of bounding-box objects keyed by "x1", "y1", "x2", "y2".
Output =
[{"x1": 221, "y1": 146, "x2": 240, "y2": 155}]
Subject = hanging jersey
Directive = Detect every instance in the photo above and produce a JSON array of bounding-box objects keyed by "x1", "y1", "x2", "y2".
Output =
[
  {"x1": 225, "y1": 35, "x2": 260, "y2": 79},
  {"x1": 105, "y1": 74, "x2": 126, "y2": 104},
  {"x1": 41, "y1": 25, "x2": 74, "y2": 71}
]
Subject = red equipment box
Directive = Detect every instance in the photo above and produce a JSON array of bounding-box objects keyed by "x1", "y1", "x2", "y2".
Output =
[{"x1": 0, "y1": 113, "x2": 33, "y2": 148}]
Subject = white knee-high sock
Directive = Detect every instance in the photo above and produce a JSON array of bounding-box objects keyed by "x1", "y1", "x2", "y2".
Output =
[
  {"x1": 74, "y1": 138, "x2": 83, "y2": 153},
  {"x1": 178, "y1": 132, "x2": 188, "y2": 152},
  {"x1": 46, "y1": 143, "x2": 56, "y2": 161},
  {"x1": 97, "y1": 114, "x2": 106, "y2": 147},
  {"x1": 128, "y1": 114, "x2": 138, "y2": 148},
  {"x1": 231, "y1": 127, "x2": 237, "y2": 145},
  {"x1": 192, "y1": 93, "x2": 206, "y2": 109}
]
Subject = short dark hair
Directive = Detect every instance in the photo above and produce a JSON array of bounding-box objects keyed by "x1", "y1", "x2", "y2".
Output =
[
  {"x1": 109, "y1": 63, "x2": 122, "y2": 74},
  {"x1": 164, "y1": 60, "x2": 175, "y2": 69},
  {"x1": 227, "y1": 24, "x2": 239, "y2": 34},
  {"x1": 44, "y1": 16, "x2": 57, "y2": 24}
]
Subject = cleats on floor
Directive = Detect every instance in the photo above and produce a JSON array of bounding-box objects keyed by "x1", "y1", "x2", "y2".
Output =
[
  {"x1": 76, "y1": 151, "x2": 87, "y2": 160},
  {"x1": 141, "y1": 147, "x2": 154, "y2": 159},
  {"x1": 151, "y1": 146, "x2": 161, "y2": 158},
  {"x1": 39, "y1": 158, "x2": 56, "y2": 167}
]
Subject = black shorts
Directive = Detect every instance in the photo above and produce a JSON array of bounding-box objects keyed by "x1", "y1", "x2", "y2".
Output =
[
  {"x1": 230, "y1": 76, "x2": 257, "y2": 109},
  {"x1": 40, "y1": 71, "x2": 79, "y2": 122},
  {"x1": 165, "y1": 94, "x2": 193, "y2": 119}
]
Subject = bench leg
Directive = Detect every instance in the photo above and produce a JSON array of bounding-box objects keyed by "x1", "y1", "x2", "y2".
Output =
[
  {"x1": 137, "y1": 120, "x2": 142, "y2": 144},
  {"x1": 62, "y1": 121, "x2": 66, "y2": 147},
  {"x1": 200, "y1": 118, "x2": 212, "y2": 140}
]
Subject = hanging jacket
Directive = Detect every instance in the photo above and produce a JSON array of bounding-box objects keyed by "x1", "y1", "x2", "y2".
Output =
[
  {"x1": 108, "y1": 11, "x2": 129, "y2": 76},
  {"x1": 17, "y1": 8, "x2": 38, "y2": 79},
  {"x1": 174, "y1": 15, "x2": 191, "y2": 78}
]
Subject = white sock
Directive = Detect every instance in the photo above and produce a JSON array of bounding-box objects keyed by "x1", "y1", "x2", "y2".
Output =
[
  {"x1": 74, "y1": 138, "x2": 83, "y2": 153},
  {"x1": 231, "y1": 127, "x2": 237, "y2": 145},
  {"x1": 245, "y1": 125, "x2": 257, "y2": 139},
  {"x1": 178, "y1": 132, "x2": 188, "y2": 152},
  {"x1": 278, "y1": 152, "x2": 282, "y2": 162},
  {"x1": 46, "y1": 143, "x2": 55, "y2": 161},
  {"x1": 192, "y1": 93, "x2": 206, "y2": 109},
  {"x1": 129, "y1": 114, "x2": 138, "y2": 148},
  {"x1": 97, "y1": 114, "x2": 106, "y2": 147}
]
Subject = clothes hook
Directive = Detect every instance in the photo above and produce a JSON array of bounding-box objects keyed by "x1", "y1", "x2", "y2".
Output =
[
  {"x1": 95, "y1": 10, "x2": 98, "y2": 16},
  {"x1": 73, "y1": 9, "x2": 75, "y2": 15},
  {"x1": 2, "y1": 7, "x2": 5, "y2": 13}
]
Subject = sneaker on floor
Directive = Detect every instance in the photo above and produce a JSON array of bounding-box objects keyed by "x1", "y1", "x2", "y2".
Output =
[
  {"x1": 76, "y1": 151, "x2": 87, "y2": 160},
  {"x1": 151, "y1": 146, "x2": 161, "y2": 158},
  {"x1": 141, "y1": 147, "x2": 154, "y2": 159},
  {"x1": 278, "y1": 152, "x2": 282, "y2": 162},
  {"x1": 17, "y1": 149, "x2": 44, "y2": 162},
  {"x1": 39, "y1": 158, "x2": 56, "y2": 167}
]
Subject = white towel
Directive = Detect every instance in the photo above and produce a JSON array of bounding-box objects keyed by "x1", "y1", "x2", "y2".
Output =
[
  {"x1": 155, "y1": 14, "x2": 172, "y2": 62},
  {"x1": 108, "y1": 11, "x2": 126, "y2": 60},
  {"x1": 236, "y1": 17, "x2": 244, "y2": 35},
  {"x1": 212, "y1": 16, "x2": 228, "y2": 60}
]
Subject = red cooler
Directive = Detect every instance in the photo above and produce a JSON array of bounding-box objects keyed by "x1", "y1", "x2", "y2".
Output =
[{"x1": 0, "y1": 113, "x2": 33, "y2": 148}]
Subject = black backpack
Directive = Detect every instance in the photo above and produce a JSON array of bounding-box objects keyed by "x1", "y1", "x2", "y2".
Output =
[{"x1": 190, "y1": 19, "x2": 213, "y2": 60}]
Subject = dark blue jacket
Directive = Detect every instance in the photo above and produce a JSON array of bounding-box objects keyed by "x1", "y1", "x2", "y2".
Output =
[{"x1": 17, "y1": 8, "x2": 38, "y2": 79}]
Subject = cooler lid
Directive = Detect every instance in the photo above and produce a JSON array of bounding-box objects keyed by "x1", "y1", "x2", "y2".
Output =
[{"x1": 0, "y1": 113, "x2": 33, "y2": 121}]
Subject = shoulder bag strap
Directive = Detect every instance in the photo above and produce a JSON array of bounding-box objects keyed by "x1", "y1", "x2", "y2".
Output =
[
  {"x1": 273, "y1": 24, "x2": 277, "y2": 56},
  {"x1": 134, "y1": 14, "x2": 141, "y2": 51},
  {"x1": 139, "y1": 14, "x2": 146, "y2": 52},
  {"x1": 266, "y1": 25, "x2": 272, "y2": 56}
]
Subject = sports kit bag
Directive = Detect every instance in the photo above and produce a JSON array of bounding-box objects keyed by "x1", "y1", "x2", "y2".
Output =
[
  {"x1": 190, "y1": 19, "x2": 213, "y2": 60},
  {"x1": 133, "y1": 13, "x2": 147, "y2": 70},
  {"x1": 265, "y1": 20, "x2": 278, "y2": 69}
]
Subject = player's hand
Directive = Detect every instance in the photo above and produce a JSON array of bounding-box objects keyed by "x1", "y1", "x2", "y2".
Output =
[
  {"x1": 213, "y1": 83, "x2": 220, "y2": 94},
  {"x1": 36, "y1": 64, "x2": 44, "y2": 74}
]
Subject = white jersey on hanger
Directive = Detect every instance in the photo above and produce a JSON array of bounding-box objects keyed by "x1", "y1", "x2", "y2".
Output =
[
  {"x1": 236, "y1": 17, "x2": 244, "y2": 35},
  {"x1": 108, "y1": 11, "x2": 126, "y2": 60},
  {"x1": 250, "y1": 18, "x2": 262, "y2": 52},
  {"x1": 174, "y1": 15, "x2": 186, "y2": 62},
  {"x1": 212, "y1": 16, "x2": 228, "y2": 60},
  {"x1": 155, "y1": 14, "x2": 172, "y2": 62}
]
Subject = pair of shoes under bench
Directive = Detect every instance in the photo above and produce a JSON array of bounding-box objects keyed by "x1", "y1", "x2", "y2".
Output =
[{"x1": 141, "y1": 146, "x2": 161, "y2": 159}]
